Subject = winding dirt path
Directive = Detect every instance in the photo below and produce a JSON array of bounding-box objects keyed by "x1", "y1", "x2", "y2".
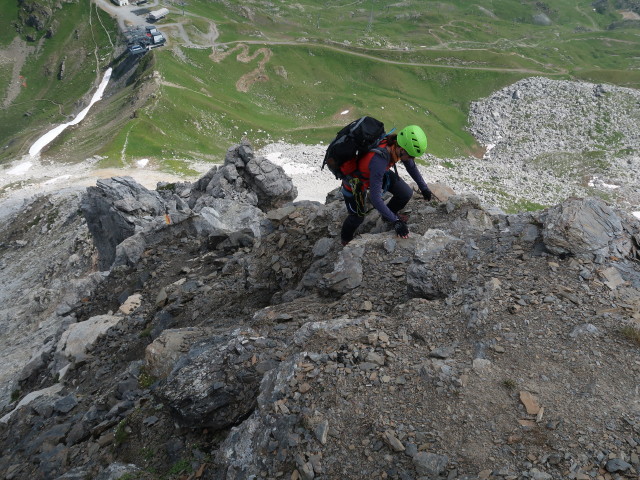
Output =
[
  {"x1": 210, "y1": 44, "x2": 273, "y2": 92},
  {"x1": 92, "y1": 0, "x2": 569, "y2": 96},
  {"x1": 218, "y1": 39, "x2": 561, "y2": 76}
]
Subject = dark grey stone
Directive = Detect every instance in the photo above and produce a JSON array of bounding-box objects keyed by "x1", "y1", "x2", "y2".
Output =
[
  {"x1": 606, "y1": 458, "x2": 631, "y2": 473},
  {"x1": 153, "y1": 328, "x2": 268, "y2": 430},
  {"x1": 54, "y1": 395, "x2": 78, "y2": 414},
  {"x1": 413, "y1": 452, "x2": 448, "y2": 477}
]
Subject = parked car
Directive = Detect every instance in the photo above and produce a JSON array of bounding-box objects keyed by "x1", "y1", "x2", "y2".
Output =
[{"x1": 128, "y1": 44, "x2": 145, "y2": 55}]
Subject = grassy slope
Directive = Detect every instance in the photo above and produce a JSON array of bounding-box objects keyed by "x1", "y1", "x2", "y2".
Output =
[
  {"x1": 95, "y1": 0, "x2": 640, "y2": 164},
  {"x1": 1, "y1": 0, "x2": 640, "y2": 166},
  {"x1": 0, "y1": 1, "x2": 118, "y2": 163},
  {"x1": 0, "y1": 1, "x2": 19, "y2": 45}
]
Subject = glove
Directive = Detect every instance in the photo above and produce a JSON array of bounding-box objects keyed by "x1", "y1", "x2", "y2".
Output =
[
  {"x1": 422, "y1": 188, "x2": 433, "y2": 201},
  {"x1": 393, "y1": 220, "x2": 409, "y2": 238}
]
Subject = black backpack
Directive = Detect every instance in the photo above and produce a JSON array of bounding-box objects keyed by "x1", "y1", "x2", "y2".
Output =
[{"x1": 322, "y1": 116, "x2": 386, "y2": 179}]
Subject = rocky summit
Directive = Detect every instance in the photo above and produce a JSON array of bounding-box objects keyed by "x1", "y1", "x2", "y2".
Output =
[{"x1": 1, "y1": 141, "x2": 640, "y2": 480}]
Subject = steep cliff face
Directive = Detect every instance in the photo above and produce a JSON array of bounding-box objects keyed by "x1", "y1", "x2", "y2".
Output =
[{"x1": 1, "y1": 142, "x2": 640, "y2": 480}]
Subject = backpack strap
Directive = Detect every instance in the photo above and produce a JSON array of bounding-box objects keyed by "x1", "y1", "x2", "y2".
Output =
[{"x1": 371, "y1": 145, "x2": 399, "y2": 176}]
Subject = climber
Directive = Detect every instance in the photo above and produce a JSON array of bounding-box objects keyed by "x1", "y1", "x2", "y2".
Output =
[{"x1": 339, "y1": 125, "x2": 433, "y2": 245}]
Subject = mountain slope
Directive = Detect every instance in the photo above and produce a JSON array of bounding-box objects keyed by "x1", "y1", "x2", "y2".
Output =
[
  {"x1": 0, "y1": 0, "x2": 118, "y2": 162},
  {"x1": 2, "y1": 0, "x2": 640, "y2": 168},
  {"x1": 1, "y1": 144, "x2": 640, "y2": 479}
]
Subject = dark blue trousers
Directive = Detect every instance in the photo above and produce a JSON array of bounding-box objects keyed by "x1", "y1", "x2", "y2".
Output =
[{"x1": 340, "y1": 171, "x2": 413, "y2": 244}]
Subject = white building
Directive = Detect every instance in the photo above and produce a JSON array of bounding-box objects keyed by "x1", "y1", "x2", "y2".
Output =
[
  {"x1": 148, "y1": 7, "x2": 169, "y2": 21},
  {"x1": 111, "y1": 0, "x2": 129, "y2": 5}
]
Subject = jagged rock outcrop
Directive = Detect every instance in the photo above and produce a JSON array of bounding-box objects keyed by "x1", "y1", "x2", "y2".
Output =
[
  {"x1": 191, "y1": 141, "x2": 297, "y2": 212},
  {"x1": 541, "y1": 196, "x2": 636, "y2": 259},
  {"x1": 81, "y1": 176, "x2": 166, "y2": 270},
  {"x1": 19, "y1": 0, "x2": 54, "y2": 31},
  {"x1": 82, "y1": 141, "x2": 296, "y2": 270}
]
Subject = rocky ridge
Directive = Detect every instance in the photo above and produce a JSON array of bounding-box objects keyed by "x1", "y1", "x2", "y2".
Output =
[{"x1": 1, "y1": 140, "x2": 640, "y2": 480}]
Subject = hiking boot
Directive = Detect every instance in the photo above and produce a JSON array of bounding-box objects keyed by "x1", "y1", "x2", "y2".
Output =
[{"x1": 397, "y1": 213, "x2": 409, "y2": 223}]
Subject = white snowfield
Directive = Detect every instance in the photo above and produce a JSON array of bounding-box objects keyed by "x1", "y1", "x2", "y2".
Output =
[{"x1": 27, "y1": 69, "x2": 112, "y2": 158}]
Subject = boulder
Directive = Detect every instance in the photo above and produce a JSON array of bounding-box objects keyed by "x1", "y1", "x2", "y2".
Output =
[
  {"x1": 153, "y1": 328, "x2": 276, "y2": 430},
  {"x1": 407, "y1": 230, "x2": 463, "y2": 300},
  {"x1": 322, "y1": 243, "x2": 366, "y2": 293},
  {"x1": 112, "y1": 233, "x2": 146, "y2": 268},
  {"x1": 145, "y1": 327, "x2": 213, "y2": 380},
  {"x1": 56, "y1": 314, "x2": 122, "y2": 362},
  {"x1": 193, "y1": 199, "x2": 267, "y2": 237},
  {"x1": 542, "y1": 197, "x2": 628, "y2": 258},
  {"x1": 0, "y1": 384, "x2": 63, "y2": 424},
  {"x1": 213, "y1": 358, "x2": 299, "y2": 479}
]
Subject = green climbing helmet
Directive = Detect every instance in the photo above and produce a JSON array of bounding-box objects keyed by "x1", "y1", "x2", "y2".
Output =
[{"x1": 397, "y1": 125, "x2": 427, "y2": 157}]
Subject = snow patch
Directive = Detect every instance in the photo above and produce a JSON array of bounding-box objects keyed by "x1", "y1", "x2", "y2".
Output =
[
  {"x1": 137, "y1": 159, "x2": 150, "y2": 168},
  {"x1": 28, "y1": 68, "x2": 112, "y2": 157},
  {"x1": 264, "y1": 151, "x2": 315, "y2": 175},
  {"x1": 7, "y1": 162, "x2": 33, "y2": 175},
  {"x1": 43, "y1": 175, "x2": 72, "y2": 185}
]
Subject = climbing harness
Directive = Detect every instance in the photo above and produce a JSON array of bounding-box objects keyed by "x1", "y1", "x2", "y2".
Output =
[{"x1": 349, "y1": 177, "x2": 367, "y2": 217}]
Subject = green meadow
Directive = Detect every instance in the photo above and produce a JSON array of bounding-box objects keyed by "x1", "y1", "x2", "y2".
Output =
[
  {"x1": 1, "y1": 0, "x2": 640, "y2": 166},
  {"x1": 0, "y1": 1, "x2": 118, "y2": 161}
]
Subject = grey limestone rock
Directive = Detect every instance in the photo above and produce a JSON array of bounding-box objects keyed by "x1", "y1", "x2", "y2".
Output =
[
  {"x1": 322, "y1": 244, "x2": 365, "y2": 293},
  {"x1": 194, "y1": 198, "x2": 267, "y2": 238},
  {"x1": 192, "y1": 141, "x2": 297, "y2": 213},
  {"x1": 214, "y1": 357, "x2": 298, "y2": 479},
  {"x1": 542, "y1": 197, "x2": 628, "y2": 258},
  {"x1": 112, "y1": 232, "x2": 146, "y2": 268},
  {"x1": 94, "y1": 463, "x2": 144, "y2": 480},
  {"x1": 81, "y1": 177, "x2": 165, "y2": 270}
]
